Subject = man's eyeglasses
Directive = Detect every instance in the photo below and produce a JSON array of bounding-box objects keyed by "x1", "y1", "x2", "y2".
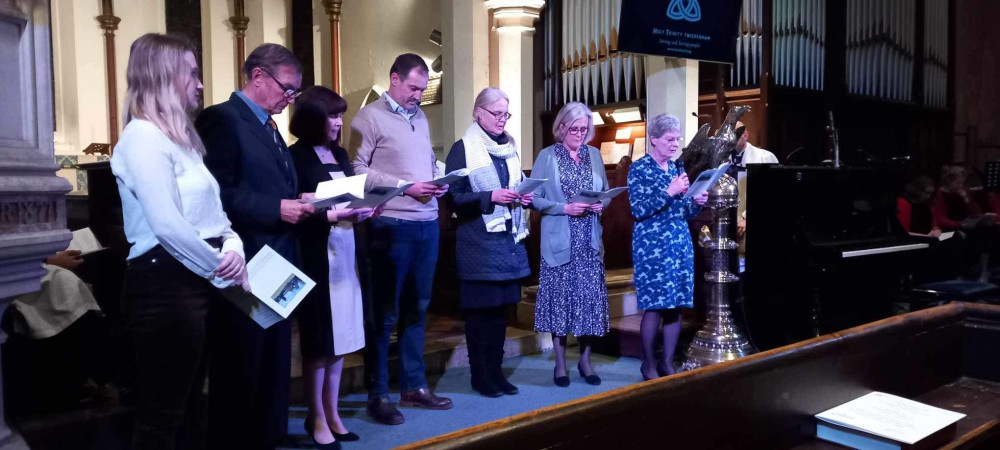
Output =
[
  {"x1": 565, "y1": 126, "x2": 588, "y2": 136},
  {"x1": 479, "y1": 107, "x2": 512, "y2": 121},
  {"x1": 260, "y1": 68, "x2": 302, "y2": 99}
]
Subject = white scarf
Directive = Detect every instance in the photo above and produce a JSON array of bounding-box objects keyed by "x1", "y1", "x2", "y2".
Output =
[{"x1": 461, "y1": 122, "x2": 529, "y2": 243}]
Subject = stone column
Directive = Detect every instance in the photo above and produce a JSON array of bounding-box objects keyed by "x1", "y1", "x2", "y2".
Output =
[
  {"x1": 645, "y1": 57, "x2": 699, "y2": 159},
  {"x1": 441, "y1": 0, "x2": 490, "y2": 147},
  {"x1": 485, "y1": 0, "x2": 544, "y2": 169},
  {"x1": 0, "y1": 0, "x2": 71, "y2": 448},
  {"x1": 201, "y1": 0, "x2": 238, "y2": 105}
]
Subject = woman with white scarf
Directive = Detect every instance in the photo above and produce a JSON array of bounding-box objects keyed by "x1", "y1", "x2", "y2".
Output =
[{"x1": 444, "y1": 88, "x2": 534, "y2": 398}]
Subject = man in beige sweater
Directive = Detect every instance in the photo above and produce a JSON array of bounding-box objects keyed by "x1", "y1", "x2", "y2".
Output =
[{"x1": 351, "y1": 53, "x2": 452, "y2": 425}]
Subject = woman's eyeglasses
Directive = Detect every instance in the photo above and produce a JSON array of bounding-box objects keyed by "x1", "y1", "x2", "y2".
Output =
[
  {"x1": 565, "y1": 126, "x2": 588, "y2": 135},
  {"x1": 260, "y1": 68, "x2": 302, "y2": 99},
  {"x1": 479, "y1": 107, "x2": 512, "y2": 121}
]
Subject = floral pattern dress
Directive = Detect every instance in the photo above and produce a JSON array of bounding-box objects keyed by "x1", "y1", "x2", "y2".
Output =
[
  {"x1": 628, "y1": 155, "x2": 702, "y2": 310},
  {"x1": 534, "y1": 144, "x2": 610, "y2": 337}
]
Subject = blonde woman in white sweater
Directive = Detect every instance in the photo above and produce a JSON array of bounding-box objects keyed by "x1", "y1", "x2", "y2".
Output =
[{"x1": 110, "y1": 33, "x2": 247, "y2": 450}]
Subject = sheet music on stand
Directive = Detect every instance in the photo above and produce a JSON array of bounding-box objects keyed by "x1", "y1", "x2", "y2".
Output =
[{"x1": 985, "y1": 161, "x2": 1000, "y2": 192}]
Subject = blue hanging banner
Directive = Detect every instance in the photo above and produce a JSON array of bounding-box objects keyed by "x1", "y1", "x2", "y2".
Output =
[{"x1": 618, "y1": 0, "x2": 743, "y2": 64}]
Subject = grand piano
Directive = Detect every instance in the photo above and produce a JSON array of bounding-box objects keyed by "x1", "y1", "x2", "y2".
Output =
[{"x1": 742, "y1": 165, "x2": 930, "y2": 350}]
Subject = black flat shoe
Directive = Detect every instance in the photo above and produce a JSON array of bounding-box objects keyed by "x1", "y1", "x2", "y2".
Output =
[
  {"x1": 332, "y1": 431, "x2": 360, "y2": 442},
  {"x1": 577, "y1": 363, "x2": 601, "y2": 386},
  {"x1": 553, "y1": 367, "x2": 570, "y2": 387}
]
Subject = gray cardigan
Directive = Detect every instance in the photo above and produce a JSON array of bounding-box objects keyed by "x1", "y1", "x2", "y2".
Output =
[{"x1": 531, "y1": 144, "x2": 610, "y2": 267}]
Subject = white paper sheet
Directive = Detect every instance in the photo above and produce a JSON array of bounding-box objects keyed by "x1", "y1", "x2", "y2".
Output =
[
  {"x1": 569, "y1": 187, "x2": 629, "y2": 204},
  {"x1": 346, "y1": 183, "x2": 414, "y2": 209},
  {"x1": 429, "y1": 168, "x2": 470, "y2": 186},
  {"x1": 67, "y1": 228, "x2": 107, "y2": 255},
  {"x1": 516, "y1": 178, "x2": 548, "y2": 195},
  {"x1": 314, "y1": 173, "x2": 366, "y2": 202},
  {"x1": 815, "y1": 391, "x2": 965, "y2": 445}
]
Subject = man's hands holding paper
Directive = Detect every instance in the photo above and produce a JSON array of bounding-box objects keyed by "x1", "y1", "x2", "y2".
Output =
[
  {"x1": 405, "y1": 181, "x2": 448, "y2": 203},
  {"x1": 280, "y1": 199, "x2": 315, "y2": 224},
  {"x1": 216, "y1": 250, "x2": 250, "y2": 292}
]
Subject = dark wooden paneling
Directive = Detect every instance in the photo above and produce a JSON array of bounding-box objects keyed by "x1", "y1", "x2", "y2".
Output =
[
  {"x1": 405, "y1": 303, "x2": 1000, "y2": 450},
  {"x1": 291, "y1": 0, "x2": 314, "y2": 88},
  {"x1": 165, "y1": 0, "x2": 202, "y2": 109}
]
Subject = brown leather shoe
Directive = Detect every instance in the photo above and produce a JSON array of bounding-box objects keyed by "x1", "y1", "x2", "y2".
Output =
[
  {"x1": 399, "y1": 388, "x2": 453, "y2": 410},
  {"x1": 367, "y1": 396, "x2": 404, "y2": 425}
]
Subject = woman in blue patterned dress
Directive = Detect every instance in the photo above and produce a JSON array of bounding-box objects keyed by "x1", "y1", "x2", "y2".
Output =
[
  {"x1": 628, "y1": 114, "x2": 708, "y2": 381},
  {"x1": 533, "y1": 102, "x2": 611, "y2": 387}
]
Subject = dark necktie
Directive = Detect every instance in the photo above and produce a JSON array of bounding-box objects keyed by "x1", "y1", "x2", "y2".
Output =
[
  {"x1": 733, "y1": 151, "x2": 744, "y2": 166},
  {"x1": 266, "y1": 118, "x2": 292, "y2": 177}
]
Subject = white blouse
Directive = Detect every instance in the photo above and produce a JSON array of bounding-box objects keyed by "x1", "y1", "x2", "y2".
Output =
[{"x1": 111, "y1": 119, "x2": 244, "y2": 289}]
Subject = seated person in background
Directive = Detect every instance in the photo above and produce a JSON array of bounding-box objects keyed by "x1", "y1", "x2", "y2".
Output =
[
  {"x1": 931, "y1": 166, "x2": 984, "y2": 231},
  {"x1": 10, "y1": 250, "x2": 101, "y2": 339},
  {"x1": 732, "y1": 121, "x2": 778, "y2": 239},
  {"x1": 898, "y1": 175, "x2": 941, "y2": 237},
  {"x1": 5, "y1": 249, "x2": 107, "y2": 415}
]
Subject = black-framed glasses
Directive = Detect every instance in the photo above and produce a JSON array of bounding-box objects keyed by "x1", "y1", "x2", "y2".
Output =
[
  {"x1": 260, "y1": 68, "x2": 302, "y2": 99},
  {"x1": 565, "y1": 126, "x2": 588, "y2": 135},
  {"x1": 479, "y1": 106, "x2": 512, "y2": 121}
]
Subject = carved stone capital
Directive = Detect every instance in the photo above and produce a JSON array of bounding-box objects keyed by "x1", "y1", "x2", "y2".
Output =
[
  {"x1": 322, "y1": 0, "x2": 343, "y2": 22},
  {"x1": 485, "y1": 0, "x2": 544, "y2": 31}
]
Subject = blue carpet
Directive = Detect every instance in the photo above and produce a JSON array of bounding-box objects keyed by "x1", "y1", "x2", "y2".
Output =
[{"x1": 281, "y1": 349, "x2": 642, "y2": 449}]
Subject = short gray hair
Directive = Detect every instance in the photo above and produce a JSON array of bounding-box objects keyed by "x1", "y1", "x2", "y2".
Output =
[
  {"x1": 552, "y1": 102, "x2": 595, "y2": 143},
  {"x1": 243, "y1": 43, "x2": 302, "y2": 79},
  {"x1": 473, "y1": 87, "x2": 509, "y2": 116},
  {"x1": 648, "y1": 114, "x2": 682, "y2": 140}
]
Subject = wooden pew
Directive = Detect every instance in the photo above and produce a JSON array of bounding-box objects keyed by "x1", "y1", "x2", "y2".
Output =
[{"x1": 403, "y1": 302, "x2": 1000, "y2": 449}]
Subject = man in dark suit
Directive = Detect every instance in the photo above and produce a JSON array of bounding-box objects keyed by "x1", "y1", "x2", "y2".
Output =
[{"x1": 195, "y1": 43, "x2": 312, "y2": 450}]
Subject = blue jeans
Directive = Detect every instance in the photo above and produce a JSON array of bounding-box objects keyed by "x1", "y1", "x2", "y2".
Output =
[{"x1": 364, "y1": 216, "x2": 439, "y2": 398}]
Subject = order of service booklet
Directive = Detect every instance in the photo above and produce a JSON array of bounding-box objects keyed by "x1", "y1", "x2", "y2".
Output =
[
  {"x1": 223, "y1": 245, "x2": 315, "y2": 329},
  {"x1": 683, "y1": 162, "x2": 731, "y2": 199},
  {"x1": 569, "y1": 187, "x2": 629, "y2": 205},
  {"x1": 814, "y1": 391, "x2": 965, "y2": 449}
]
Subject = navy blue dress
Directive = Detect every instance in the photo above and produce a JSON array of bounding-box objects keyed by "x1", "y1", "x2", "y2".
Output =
[{"x1": 628, "y1": 155, "x2": 702, "y2": 310}]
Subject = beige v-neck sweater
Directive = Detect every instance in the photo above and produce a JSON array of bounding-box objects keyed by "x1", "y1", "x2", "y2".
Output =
[{"x1": 350, "y1": 96, "x2": 441, "y2": 221}]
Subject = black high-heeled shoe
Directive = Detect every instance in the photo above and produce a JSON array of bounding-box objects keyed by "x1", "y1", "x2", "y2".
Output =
[
  {"x1": 304, "y1": 418, "x2": 343, "y2": 450},
  {"x1": 332, "y1": 430, "x2": 360, "y2": 442},
  {"x1": 553, "y1": 367, "x2": 570, "y2": 387},
  {"x1": 577, "y1": 363, "x2": 602, "y2": 386}
]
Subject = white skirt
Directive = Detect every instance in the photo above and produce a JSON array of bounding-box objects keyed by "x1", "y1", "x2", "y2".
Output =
[{"x1": 327, "y1": 222, "x2": 365, "y2": 355}]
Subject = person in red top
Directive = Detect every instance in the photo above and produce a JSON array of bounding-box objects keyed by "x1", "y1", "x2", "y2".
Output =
[
  {"x1": 898, "y1": 175, "x2": 941, "y2": 237},
  {"x1": 930, "y1": 166, "x2": 983, "y2": 231}
]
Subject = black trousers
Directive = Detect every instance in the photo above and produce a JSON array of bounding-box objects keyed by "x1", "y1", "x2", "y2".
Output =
[
  {"x1": 123, "y1": 246, "x2": 214, "y2": 450},
  {"x1": 207, "y1": 287, "x2": 292, "y2": 450}
]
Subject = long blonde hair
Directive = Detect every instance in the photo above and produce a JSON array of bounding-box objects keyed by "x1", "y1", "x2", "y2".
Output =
[{"x1": 122, "y1": 33, "x2": 205, "y2": 154}]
